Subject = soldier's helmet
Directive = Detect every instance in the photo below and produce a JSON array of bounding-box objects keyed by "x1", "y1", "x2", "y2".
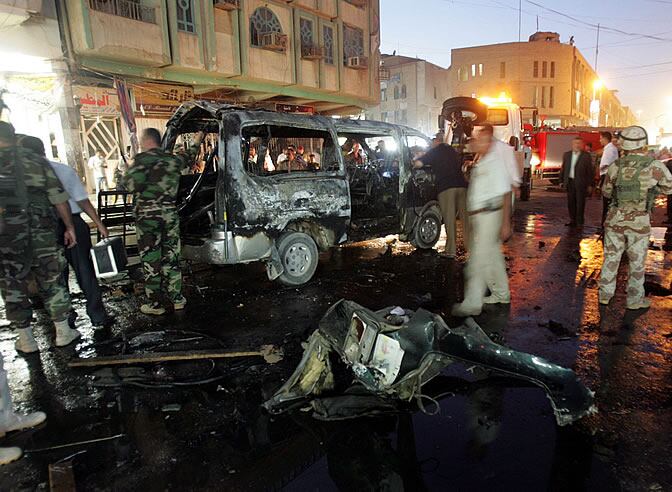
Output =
[{"x1": 619, "y1": 125, "x2": 648, "y2": 151}]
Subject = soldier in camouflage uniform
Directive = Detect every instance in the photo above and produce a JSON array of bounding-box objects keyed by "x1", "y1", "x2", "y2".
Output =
[
  {"x1": 122, "y1": 128, "x2": 203, "y2": 315},
  {"x1": 599, "y1": 125, "x2": 672, "y2": 310},
  {"x1": 0, "y1": 122, "x2": 82, "y2": 353}
]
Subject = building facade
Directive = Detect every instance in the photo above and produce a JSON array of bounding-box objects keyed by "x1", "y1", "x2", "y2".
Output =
[
  {"x1": 450, "y1": 32, "x2": 636, "y2": 128},
  {"x1": 366, "y1": 54, "x2": 450, "y2": 136}
]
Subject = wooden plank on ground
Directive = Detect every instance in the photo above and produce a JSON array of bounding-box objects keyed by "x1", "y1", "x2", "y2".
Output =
[{"x1": 68, "y1": 345, "x2": 282, "y2": 368}]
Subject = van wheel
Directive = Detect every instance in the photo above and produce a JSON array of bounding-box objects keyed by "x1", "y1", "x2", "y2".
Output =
[
  {"x1": 276, "y1": 232, "x2": 319, "y2": 286},
  {"x1": 412, "y1": 208, "x2": 442, "y2": 250}
]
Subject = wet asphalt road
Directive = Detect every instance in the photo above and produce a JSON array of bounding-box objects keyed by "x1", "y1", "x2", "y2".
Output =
[{"x1": 1, "y1": 186, "x2": 671, "y2": 491}]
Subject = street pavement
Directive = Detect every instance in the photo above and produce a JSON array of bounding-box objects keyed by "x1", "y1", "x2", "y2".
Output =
[{"x1": 1, "y1": 186, "x2": 670, "y2": 491}]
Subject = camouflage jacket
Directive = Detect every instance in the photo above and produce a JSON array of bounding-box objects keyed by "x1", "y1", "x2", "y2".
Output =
[
  {"x1": 0, "y1": 146, "x2": 69, "y2": 216},
  {"x1": 603, "y1": 155, "x2": 672, "y2": 231},
  {"x1": 121, "y1": 146, "x2": 198, "y2": 215}
]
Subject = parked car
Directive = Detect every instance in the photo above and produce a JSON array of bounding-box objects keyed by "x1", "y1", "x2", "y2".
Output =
[{"x1": 164, "y1": 102, "x2": 442, "y2": 286}]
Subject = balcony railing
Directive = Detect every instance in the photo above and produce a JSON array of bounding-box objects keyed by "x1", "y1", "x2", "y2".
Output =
[{"x1": 88, "y1": 0, "x2": 157, "y2": 24}]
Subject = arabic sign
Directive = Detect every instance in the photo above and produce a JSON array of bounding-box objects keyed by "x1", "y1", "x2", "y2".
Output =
[
  {"x1": 73, "y1": 86, "x2": 119, "y2": 115},
  {"x1": 133, "y1": 83, "x2": 194, "y2": 115}
]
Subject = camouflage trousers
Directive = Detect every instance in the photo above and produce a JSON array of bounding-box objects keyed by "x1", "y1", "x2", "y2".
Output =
[
  {"x1": 135, "y1": 210, "x2": 183, "y2": 303},
  {"x1": 0, "y1": 223, "x2": 71, "y2": 328},
  {"x1": 599, "y1": 209, "x2": 650, "y2": 305}
]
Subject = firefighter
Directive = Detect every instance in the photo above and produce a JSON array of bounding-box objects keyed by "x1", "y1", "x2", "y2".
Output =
[{"x1": 599, "y1": 126, "x2": 672, "y2": 309}]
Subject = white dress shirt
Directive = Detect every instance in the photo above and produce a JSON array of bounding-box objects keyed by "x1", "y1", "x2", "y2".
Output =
[
  {"x1": 599, "y1": 142, "x2": 619, "y2": 177},
  {"x1": 50, "y1": 161, "x2": 88, "y2": 214},
  {"x1": 468, "y1": 139, "x2": 522, "y2": 211},
  {"x1": 88, "y1": 155, "x2": 105, "y2": 179},
  {"x1": 569, "y1": 151, "x2": 580, "y2": 179}
]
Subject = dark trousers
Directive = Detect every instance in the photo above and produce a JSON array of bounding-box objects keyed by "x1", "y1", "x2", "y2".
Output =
[
  {"x1": 567, "y1": 179, "x2": 587, "y2": 226},
  {"x1": 58, "y1": 214, "x2": 106, "y2": 324}
]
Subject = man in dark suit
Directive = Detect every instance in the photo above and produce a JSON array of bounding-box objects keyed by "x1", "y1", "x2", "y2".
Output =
[{"x1": 560, "y1": 136, "x2": 594, "y2": 227}]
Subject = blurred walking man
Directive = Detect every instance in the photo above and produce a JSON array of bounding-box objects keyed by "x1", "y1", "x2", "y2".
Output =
[
  {"x1": 452, "y1": 124, "x2": 521, "y2": 317},
  {"x1": 599, "y1": 126, "x2": 672, "y2": 310},
  {"x1": 0, "y1": 122, "x2": 81, "y2": 353},
  {"x1": 122, "y1": 128, "x2": 202, "y2": 315}
]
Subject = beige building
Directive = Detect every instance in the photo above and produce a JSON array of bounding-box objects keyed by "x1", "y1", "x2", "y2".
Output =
[
  {"x1": 366, "y1": 54, "x2": 451, "y2": 136},
  {"x1": 64, "y1": 0, "x2": 381, "y2": 115},
  {"x1": 450, "y1": 32, "x2": 636, "y2": 128}
]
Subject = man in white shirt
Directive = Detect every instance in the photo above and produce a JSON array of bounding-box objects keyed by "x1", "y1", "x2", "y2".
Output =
[
  {"x1": 598, "y1": 131, "x2": 619, "y2": 225},
  {"x1": 20, "y1": 137, "x2": 112, "y2": 328},
  {"x1": 88, "y1": 149, "x2": 107, "y2": 196},
  {"x1": 452, "y1": 124, "x2": 521, "y2": 317}
]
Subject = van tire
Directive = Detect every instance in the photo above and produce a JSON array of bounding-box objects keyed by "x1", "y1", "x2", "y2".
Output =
[
  {"x1": 276, "y1": 232, "x2": 319, "y2": 286},
  {"x1": 412, "y1": 208, "x2": 442, "y2": 250}
]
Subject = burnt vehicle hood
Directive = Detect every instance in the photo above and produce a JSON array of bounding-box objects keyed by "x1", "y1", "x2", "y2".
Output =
[{"x1": 263, "y1": 300, "x2": 596, "y2": 426}]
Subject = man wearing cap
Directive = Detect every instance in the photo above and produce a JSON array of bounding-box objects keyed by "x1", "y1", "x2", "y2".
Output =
[
  {"x1": 599, "y1": 125, "x2": 672, "y2": 310},
  {"x1": 0, "y1": 122, "x2": 81, "y2": 352}
]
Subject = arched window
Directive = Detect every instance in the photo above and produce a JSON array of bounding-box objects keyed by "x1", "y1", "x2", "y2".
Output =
[
  {"x1": 393, "y1": 86, "x2": 399, "y2": 100},
  {"x1": 401, "y1": 84, "x2": 407, "y2": 99},
  {"x1": 250, "y1": 7, "x2": 282, "y2": 47}
]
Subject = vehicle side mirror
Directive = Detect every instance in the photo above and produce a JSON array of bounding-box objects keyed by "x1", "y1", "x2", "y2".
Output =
[{"x1": 509, "y1": 136, "x2": 519, "y2": 150}]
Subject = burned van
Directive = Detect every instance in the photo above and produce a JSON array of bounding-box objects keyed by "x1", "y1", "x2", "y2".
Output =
[{"x1": 165, "y1": 102, "x2": 441, "y2": 286}]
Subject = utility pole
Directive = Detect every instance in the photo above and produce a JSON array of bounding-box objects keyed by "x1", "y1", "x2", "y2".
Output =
[
  {"x1": 518, "y1": 0, "x2": 522, "y2": 41},
  {"x1": 536, "y1": 15, "x2": 539, "y2": 32},
  {"x1": 595, "y1": 23, "x2": 600, "y2": 71}
]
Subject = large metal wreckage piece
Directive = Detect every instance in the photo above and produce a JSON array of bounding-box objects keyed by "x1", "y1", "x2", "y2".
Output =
[{"x1": 263, "y1": 300, "x2": 596, "y2": 426}]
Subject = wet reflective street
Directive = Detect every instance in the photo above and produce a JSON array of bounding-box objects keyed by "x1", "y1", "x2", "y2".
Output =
[{"x1": 1, "y1": 189, "x2": 671, "y2": 491}]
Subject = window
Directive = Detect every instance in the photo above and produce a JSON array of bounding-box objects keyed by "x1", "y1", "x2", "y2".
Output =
[
  {"x1": 487, "y1": 108, "x2": 509, "y2": 126},
  {"x1": 471, "y1": 64, "x2": 477, "y2": 77},
  {"x1": 541, "y1": 86, "x2": 546, "y2": 108},
  {"x1": 380, "y1": 88, "x2": 386, "y2": 101},
  {"x1": 250, "y1": 7, "x2": 282, "y2": 47},
  {"x1": 478, "y1": 63, "x2": 483, "y2": 76},
  {"x1": 343, "y1": 25, "x2": 364, "y2": 64},
  {"x1": 393, "y1": 86, "x2": 399, "y2": 99},
  {"x1": 241, "y1": 125, "x2": 339, "y2": 175},
  {"x1": 533, "y1": 61, "x2": 539, "y2": 78},
  {"x1": 458, "y1": 66, "x2": 468, "y2": 82},
  {"x1": 400, "y1": 84, "x2": 407, "y2": 99},
  {"x1": 323, "y1": 25, "x2": 334, "y2": 65},
  {"x1": 299, "y1": 18, "x2": 314, "y2": 55},
  {"x1": 89, "y1": 0, "x2": 157, "y2": 23},
  {"x1": 434, "y1": 86, "x2": 437, "y2": 99},
  {"x1": 381, "y1": 111, "x2": 388, "y2": 122},
  {"x1": 532, "y1": 86, "x2": 538, "y2": 106},
  {"x1": 549, "y1": 86, "x2": 554, "y2": 108},
  {"x1": 550, "y1": 61, "x2": 555, "y2": 78},
  {"x1": 401, "y1": 109, "x2": 407, "y2": 124},
  {"x1": 500, "y1": 61, "x2": 506, "y2": 79},
  {"x1": 176, "y1": 0, "x2": 195, "y2": 33},
  {"x1": 542, "y1": 61, "x2": 547, "y2": 78}
]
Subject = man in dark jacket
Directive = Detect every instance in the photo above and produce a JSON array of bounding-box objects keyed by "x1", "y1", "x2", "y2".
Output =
[{"x1": 560, "y1": 137, "x2": 594, "y2": 227}]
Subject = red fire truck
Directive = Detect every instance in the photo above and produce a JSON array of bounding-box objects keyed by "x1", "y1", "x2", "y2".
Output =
[{"x1": 528, "y1": 127, "x2": 622, "y2": 184}]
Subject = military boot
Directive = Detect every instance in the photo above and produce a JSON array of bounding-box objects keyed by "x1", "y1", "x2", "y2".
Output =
[
  {"x1": 15, "y1": 327, "x2": 38, "y2": 354},
  {"x1": 54, "y1": 320, "x2": 80, "y2": 347},
  {"x1": 626, "y1": 298, "x2": 651, "y2": 310}
]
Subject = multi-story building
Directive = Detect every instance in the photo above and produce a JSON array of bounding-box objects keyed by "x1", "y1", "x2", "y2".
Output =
[
  {"x1": 2, "y1": 0, "x2": 381, "y2": 188},
  {"x1": 450, "y1": 32, "x2": 636, "y2": 128},
  {"x1": 366, "y1": 54, "x2": 450, "y2": 136}
]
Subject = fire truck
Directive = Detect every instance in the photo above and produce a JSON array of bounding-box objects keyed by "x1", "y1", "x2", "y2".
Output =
[{"x1": 528, "y1": 126, "x2": 622, "y2": 184}]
